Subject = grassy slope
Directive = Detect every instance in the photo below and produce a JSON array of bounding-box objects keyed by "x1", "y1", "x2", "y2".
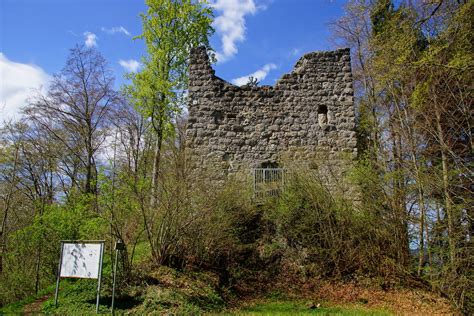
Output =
[
  {"x1": 0, "y1": 265, "x2": 455, "y2": 315},
  {"x1": 2, "y1": 291, "x2": 391, "y2": 316}
]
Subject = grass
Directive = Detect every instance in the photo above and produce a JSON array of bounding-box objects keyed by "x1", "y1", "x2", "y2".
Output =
[
  {"x1": 41, "y1": 279, "x2": 108, "y2": 314},
  {"x1": 0, "y1": 284, "x2": 56, "y2": 314},
  {"x1": 0, "y1": 254, "x2": 136, "y2": 315},
  {"x1": 222, "y1": 300, "x2": 391, "y2": 316},
  {"x1": 39, "y1": 277, "x2": 144, "y2": 315},
  {"x1": 1, "y1": 276, "x2": 391, "y2": 316}
]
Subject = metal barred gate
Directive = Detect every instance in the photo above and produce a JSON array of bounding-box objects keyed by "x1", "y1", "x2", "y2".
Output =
[{"x1": 253, "y1": 168, "x2": 286, "y2": 199}]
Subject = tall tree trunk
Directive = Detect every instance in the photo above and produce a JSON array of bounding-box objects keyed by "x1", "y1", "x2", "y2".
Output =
[
  {"x1": 34, "y1": 202, "x2": 46, "y2": 295},
  {"x1": 150, "y1": 96, "x2": 165, "y2": 210},
  {"x1": 434, "y1": 107, "x2": 456, "y2": 265},
  {"x1": 34, "y1": 239, "x2": 42, "y2": 295},
  {"x1": 150, "y1": 135, "x2": 162, "y2": 209},
  {"x1": 395, "y1": 98, "x2": 428, "y2": 276},
  {"x1": 416, "y1": 181, "x2": 426, "y2": 276},
  {"x1": 390, "y1": 123, "x2": 409, "y2": 267},
  {"x1": 0, "y1": 145, "x2": 20, "y2": 274}
]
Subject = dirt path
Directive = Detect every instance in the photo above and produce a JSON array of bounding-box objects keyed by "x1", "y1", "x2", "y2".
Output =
[{"x1": 23, "y1": 295, "x2": 51, "y2": 315}]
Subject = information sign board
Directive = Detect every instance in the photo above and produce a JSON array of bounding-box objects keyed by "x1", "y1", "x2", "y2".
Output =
[
  {"x1": 60, "y1": 242, "x2": 102, "y2": 279},
  {"x1": 54, "y1": 240, "x2": 105, "y2": 313}
]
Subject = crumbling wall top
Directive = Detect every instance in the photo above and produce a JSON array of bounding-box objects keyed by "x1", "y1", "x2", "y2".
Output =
[{"x1": 186, "y1": 45, "x2": 356, "y2": 178}]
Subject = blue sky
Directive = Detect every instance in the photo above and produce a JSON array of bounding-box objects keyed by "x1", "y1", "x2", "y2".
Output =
[{"x1": 0, "y1": 0, "x2": 347, "y2": 119}]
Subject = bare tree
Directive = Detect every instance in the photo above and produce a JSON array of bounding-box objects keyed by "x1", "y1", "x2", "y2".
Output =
[{"x1": 24, "y1": 46, "x2": 118, "y2": 198}]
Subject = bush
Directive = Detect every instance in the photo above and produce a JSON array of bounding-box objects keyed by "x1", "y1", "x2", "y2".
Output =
[
  {"x1": 258, "y1": 167, "x2": 407, "y2": 282},
  {"x1": 0, "y1": 196, "x2": 111, "y2": 306}
]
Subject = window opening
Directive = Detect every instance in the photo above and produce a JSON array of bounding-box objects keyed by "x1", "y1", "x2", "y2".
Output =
[
  {"x1": 318, "y1": 104, "x2": 328, "y2": 126},
  {"x1": 211, "y1": 110, "x2": 224, "y2": 124}
]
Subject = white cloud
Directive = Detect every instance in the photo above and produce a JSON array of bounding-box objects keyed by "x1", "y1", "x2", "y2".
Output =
[
  {"x1": 231, "y1": 63, "x2": 277, "y2": 86},
  {"x1": 119, "y1": 59, "x2": 141, "y2": 72},
  {"x1": 290, "y1": 48, "x2": 301, "y2": 57},
  {"x1": 0, "y1": 53, "x2": 50, "y2": 120},
  {"x1": 101, "y1": 26, "x2": 131, "y2": 36},
  {"x1": 210, "y1": 0, "x2": 259, "y2": 62},
  {"x1": 84, "y1": 32, "x2": 98, "y2": 47}
]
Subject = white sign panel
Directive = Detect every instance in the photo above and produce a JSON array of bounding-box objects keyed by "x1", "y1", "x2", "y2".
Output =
[{"x1": 60, "y1": 243, "x2": 102, "y2": 279}]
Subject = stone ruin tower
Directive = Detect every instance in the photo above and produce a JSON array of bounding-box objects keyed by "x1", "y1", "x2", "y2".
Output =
[{"x1": 186, "y1": 46, "x2": 357, "y2": 192}]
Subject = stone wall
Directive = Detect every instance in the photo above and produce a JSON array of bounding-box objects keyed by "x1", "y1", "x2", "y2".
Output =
[{"x1": 186, "y1": 46, "x2": 357, "y2": 189}]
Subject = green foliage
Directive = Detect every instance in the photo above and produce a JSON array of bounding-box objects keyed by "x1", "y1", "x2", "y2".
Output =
[
  {"x1": 125, "y1": 0, "x2": 214, "y2": 137},
  {"x1": 370, "y1": 0, "x2": 395, "y2": 35},
  {"x1": 336, "y1": 0, "x2": 473, "y2": 312},
  {"x1": 0, "y1": 204, "x2": 80, "y2": 305},
  {"x1": 137, "y1": 286, "x2": 202, "y2": 315},
  {"x1": 132, "y1": 242, "x2": 152, "y2": 265},
  {"x1": 270, "y1": 169, "x2": 403, "y2": 280},
  {"x1": 96, "y1": 167, "x2": 148, "y2": 275},
  {"x1": 79, "y1": 217, "x2": 109, "y2": 240},
  {"x1": 370, "y1": 2, "x2": 425, "y2": 88},
  {"x1": 0, "y1": 197, "x2": 112, "y2": 306},
  {"x1": 161, "y1": 169, "x2": 259, "y2": 270},
  {"x1": 120, "y1": 0, "x2": 215, "y2": 270}
]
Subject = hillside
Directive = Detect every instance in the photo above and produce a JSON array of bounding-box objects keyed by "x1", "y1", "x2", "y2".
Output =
[
  {"x1": 3, "y1": 265, "x2": 455, "y2": 315},
  {"x1": 1, "y1": 0, "x2": 472, "y2": 315}
]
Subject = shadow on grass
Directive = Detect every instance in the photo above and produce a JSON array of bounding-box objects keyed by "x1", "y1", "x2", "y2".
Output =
[{"x1": 86, "y1": 294, "x2": 143, "y2": 310}]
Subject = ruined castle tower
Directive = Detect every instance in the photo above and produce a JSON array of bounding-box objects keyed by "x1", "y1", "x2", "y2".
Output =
[{"x1": 186, "y1": 46, "x2": 357, "y2": 189}]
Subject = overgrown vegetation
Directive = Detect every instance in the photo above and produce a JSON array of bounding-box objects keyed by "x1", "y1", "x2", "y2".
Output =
[
  {"x1": 0, "y1": 0, "x2": 472, "y2": 314},
  {"x1": 330, "y1": 0, "x2": 472, "y2": 312}
]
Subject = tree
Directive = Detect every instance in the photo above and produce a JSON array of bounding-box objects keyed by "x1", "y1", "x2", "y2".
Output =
[
  {"x1": 124, "y1": 0, "x2": 214, "y2": 264},
  {"x1": 24, "y1": 46, "x2": 118, "y2": 198},
  {"x1": 125, "y1": 0, "x2": 214, "y2": 209},
  {"x1": 333, "y1": 0, "x2": 473, "y2": 311}
]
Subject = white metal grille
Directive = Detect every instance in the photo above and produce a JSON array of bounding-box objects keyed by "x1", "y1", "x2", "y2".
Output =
[{"x1": 253, "y1": 168, "x2": 285, "y2": 199}]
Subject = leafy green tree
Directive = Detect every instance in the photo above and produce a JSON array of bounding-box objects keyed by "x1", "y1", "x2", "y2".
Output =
[
  {"x1": 370, "y1": 0, "x2": 394, "y2": 35},
  {"x1": 412, "y1": 2, "x2": 473, "y2": 311},
  {"x1": 124, "y1": 0, "x2": 213, "y2": 263},
  {"x1": 334, "y1": 0, "x2": 472, "y2": 311}
]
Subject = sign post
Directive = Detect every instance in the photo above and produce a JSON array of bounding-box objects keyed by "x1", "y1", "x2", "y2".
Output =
[
  {"x1": 54, "y1": 240, "x2": 105, "y2": 314},
  {"x1": 111, "y1": 241, "x2": 125, "y2": 315},
  {"x1": 54, "y1": 242, "x2": 65, "y2": 307}
]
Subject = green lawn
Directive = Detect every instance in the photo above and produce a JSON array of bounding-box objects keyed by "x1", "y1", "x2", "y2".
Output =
[{"x1": 222, "y1": 300, "x2": 391, "y2": 316}]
